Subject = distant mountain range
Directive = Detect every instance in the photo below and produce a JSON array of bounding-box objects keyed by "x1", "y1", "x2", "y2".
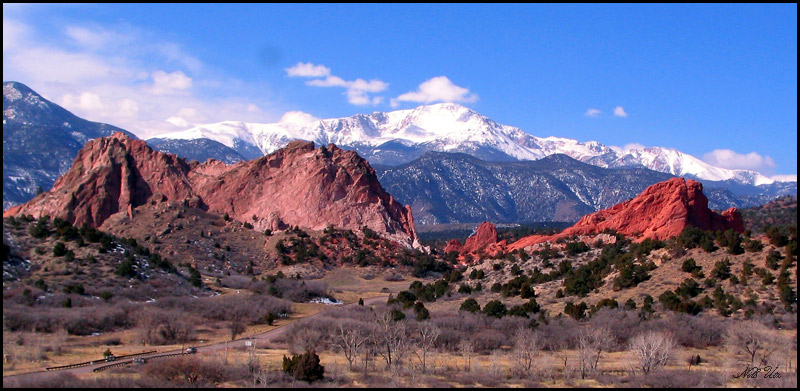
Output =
[
  {"x1": 149, "y1": 102, "x2": 784, "y2": 186},
  {"x1": 3, "y1": 81, "x2": 134, "y2": 209},
  {"x1": 374, "y1": 152, "x2": 796, "y2": 225},
  {"x1": 3, "y1": 81, "x2": 796, "y2": 223}
]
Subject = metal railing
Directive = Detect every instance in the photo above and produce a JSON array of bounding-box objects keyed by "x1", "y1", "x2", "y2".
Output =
[{"x1": 45, "y1": 350, "x2": 157, "y2": 371}]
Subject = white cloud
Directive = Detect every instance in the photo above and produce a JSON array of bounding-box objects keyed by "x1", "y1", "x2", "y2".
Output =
[
  {"x1": 64, "y1": 25, "x2": 126, "y2": 50},
  {"x1": 584, "y1": 108, "x2": 601, "y2": 118},
  {"x1": 280, "y1": 111, "x2": 320, "y2": 126},
  {"x1": 3, "y1": 16, "x2": 280, "y2": 139},
  {"x1": 702, "y1": 149, "x2": 776, "y2": 173},
  {"x1": 770, "y1": 174, "x2": 797, "y2": 182},
  {"x1": 61, "y1": 91, "x2": 105, "y2": 112},
  {"x1": 166, "y1": 116, "x2": 192, "y2": 128},
  {"x1": 3, "y1": 18, "x2": 27, "y2": 52},
  {"x1": 150, "y1": 70, "x2": 193, "y2": 95},
  {"x1": 613, "y1": 106, "x2": 628, "y2": 118},
  {"x1": 391, "y1": 76, "x2": 478, "y2": 107},
  {"x1": 610, "y1": 142, "x2": 647, "y2": 154},
  {"x1": 622, "y1": 143, "x2": 647, "y2": 152},
  {"x1": 7, "y1": 46, "x2": 131, "y2": 85},
  {"x1": 117, "y1": 99, "x2": 139, "y2": 118},
  {"x1": 285, "y1": 62, "x2": 331, "y2": 78},
  {"x1": 288, "y1": 63, "x2": 388, "y2": 106}
]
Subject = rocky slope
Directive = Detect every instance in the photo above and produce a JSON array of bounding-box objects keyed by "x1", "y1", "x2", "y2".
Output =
[
  {"x1": 508, "y1": 178, "x2": 745, "y2": 250},
  {"x1": 375, "y1": 152, "x2": 795, "y2": 225},
  {"x1": 4, "y1": 133, "x2": 419, "y2": 247},
  {"x1": 377, "y1": 152, "x2": 675, "y2": 224},
  {"x1": 3, "y1": 81, "x2": 135, "y2": 209}
]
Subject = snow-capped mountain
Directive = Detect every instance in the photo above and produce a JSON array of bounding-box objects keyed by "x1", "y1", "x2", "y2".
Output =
[
  {"x1": 375, "y1": 151, "x2": 797, "y2": 225},
  {"x1": 149, "y1": 103, "x2": 785, "y2": 186},
  {"x1": 3, "y1": 81, "x2": 134, "y2": 209}
]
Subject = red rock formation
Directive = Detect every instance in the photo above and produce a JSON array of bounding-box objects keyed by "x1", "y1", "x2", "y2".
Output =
[
  {"x1": 446, "y1": 221, "x2": 501, "y2": 257},
  {"x1": 462, "y1": 221, "x2": 499, "y2": 254},
  {"x1": 508, "y1": 177, "x2": 744, "y2": 251},
  {"x1": 444, "y1": 239, "x2": 463, "y2": 254},
  {"x1": 4, "y1": 133, "x2": 419, "y2": 247}
]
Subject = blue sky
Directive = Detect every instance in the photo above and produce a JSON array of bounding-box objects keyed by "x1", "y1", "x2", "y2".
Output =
[{"x1": 3, "y1": 4, "x2": 797, "y2": 178}]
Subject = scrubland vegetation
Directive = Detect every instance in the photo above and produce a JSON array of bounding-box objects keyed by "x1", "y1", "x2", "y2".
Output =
[{"x1": 3, "y1": 214, "x2": 797, "y2": 387}]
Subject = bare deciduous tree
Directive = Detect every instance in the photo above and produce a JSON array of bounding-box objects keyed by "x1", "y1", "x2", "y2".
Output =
[
  {"x1": 511, "y1": 328, "x2": 542, "y2": 374},
  {"x1": 725, "y1": 320, "x2": 779, "y2": 366},
  {"x1": 577, "y1": 326, "x2": 614, "y2": 379},
  {"x1": 289, "y1": 325, "x2": 326, "y2": 355},
  {"x1": 229, "y1": 320, "x2": 246, "y2": 341},
  {"x1": 413, "y1": 322, "x2": 440, "y2": 373},
  {"x1": 628, "y1": 331, "x2": 677, "y2": 375},
  {"x1": 332, "y1": 321, "x2": 368, "y2": 370},
  {"x1": 374, "y1": 312, "x2": 412, "y2": 369},
  {"x1": 458, "y1": 338, "x2": 474, "y2": 372},
  {"x1": 137, "y1": 308, "x2": 195, "y2": 345}
]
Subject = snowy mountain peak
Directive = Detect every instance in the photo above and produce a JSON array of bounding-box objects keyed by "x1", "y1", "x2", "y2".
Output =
[{"x1": 147, "y1": 103, "x2": 787, "y2": 186}]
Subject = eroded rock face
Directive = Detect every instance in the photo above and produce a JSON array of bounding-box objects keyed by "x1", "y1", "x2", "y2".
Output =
[
  {"x1": 447, "y1": 221, "x2": 500, "y2": 257},
  {"x1": 4, "y1": 133, "x2": 419, "y2": 247},
  {"x1": 462, "y1": 222, "x2": 498, "y2": 254},
  {"x1": 444, "y1": 239, "x2": 463, "y2": 254},
  {"x1": 508, "y1": 177, "x2": 745, "y2": 250}
]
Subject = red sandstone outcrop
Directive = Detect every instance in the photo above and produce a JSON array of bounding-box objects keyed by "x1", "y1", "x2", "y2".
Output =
[
  {"x1": 508, "y1": 177, "x2": 744, "y2": 250},
  {"x1": 446, "y1": 221, "x2": 502, "y2": 257},
  {"x1": 4, "y1": 133, "x2": 419, "y2": 247},
  {"x1": 444, "y1": 239, "x2": 463, "y2": 254},
  {"x1": 463, "y1": 222, "x2": 499, "y2": 254}
]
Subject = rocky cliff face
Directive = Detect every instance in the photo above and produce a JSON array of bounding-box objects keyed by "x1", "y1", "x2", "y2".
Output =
[
  {"x1": 4, "y1": 133, "x2": 419, "y2": 247},
  {"x1": 508, "y1": 178, "x2": 744, "y2": 250},
  {"x1": 445, "y1": 221, "x2": 501, "y2": 256},
  {"x1": 3, "y1": 81, "x2": 134, "y2": 209}
]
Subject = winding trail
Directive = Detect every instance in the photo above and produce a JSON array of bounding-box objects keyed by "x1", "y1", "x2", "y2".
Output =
[{"x1": 3, "y1": 295, "x2": 387, "y2": 385}]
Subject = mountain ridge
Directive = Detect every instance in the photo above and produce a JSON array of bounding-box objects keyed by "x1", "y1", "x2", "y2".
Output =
[
  {"x1": 3, "y1": 81, "x2": 136, "y2": 209},
  {"x1": 148, "y1": 102, "x2": 788, "y2": 186}
]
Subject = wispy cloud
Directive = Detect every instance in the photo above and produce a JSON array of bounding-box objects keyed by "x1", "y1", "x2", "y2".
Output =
[
  {"x1": 279, "y1": 110, "x2": 319, "y2": 126},
  {"x1": 285, "y1": 62, "x2": 331, "y2": 78},
  {"x1": 2, "y1": 17, "x2": 279, "y2": 139},
  {"x1": 285, "y1": 62, "x2": 387, "y2": 105},
  {"x1": 584, "y1": 108, "x2": 601, "y2": 118},
  {"x1": 149, "y1": 70, "x2": 193, "y2": 95},
  {"x1": 702, "y1": 149, "x2": 776, "y2": 173},
  {"x1": 613, "y1": 106, "x2": 628, "y2": 118},
  {"x1": 770, "y1": 174, "x2": 797, "y2": 182},
  {"x1": 391, "y1": 76, "x2": 477, "y2": 107}
]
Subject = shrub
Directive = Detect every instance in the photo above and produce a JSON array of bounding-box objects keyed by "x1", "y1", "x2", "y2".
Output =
[
  {"x1": 115, "y1": 259, "x2": 136, "y2": 278},
  {"x1": 62, "y1": 283, "x2": 85, "y2": 295},
  {"x1": 414, "y1": 301, "x2": 430, "y2": 321},
  {"x1": 29, "y1": 219, "x2": 50, "y2": 238},
  {"x1": 460, "y1": 298, "x2": 481, "y2": 313},
  {"x1": 711, "y1": 259, "x2": 731, "y2": 280},
  {"x1": 53, "y1": 242, "x2": 68, "y2": 257},
  {"x1": 564, "y1": 301, "x2": 588, "y2": 320},
  {"x1": 282, "y1": 350, "x2": 325, "y2": 382},
  {"x1": 675, "y1": 278, "x2": 702, "y2": 298},
  {"x1": 681, "y1": 258, "x2": 700, "y2": 273},
  {"x1": 482, "y1": 300, "x2": 507, "y2": 318}
]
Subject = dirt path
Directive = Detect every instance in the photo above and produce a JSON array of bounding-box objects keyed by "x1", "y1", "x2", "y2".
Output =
[{"x1": 3, "y1": 295, "x2": 387, "y2": 385}]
